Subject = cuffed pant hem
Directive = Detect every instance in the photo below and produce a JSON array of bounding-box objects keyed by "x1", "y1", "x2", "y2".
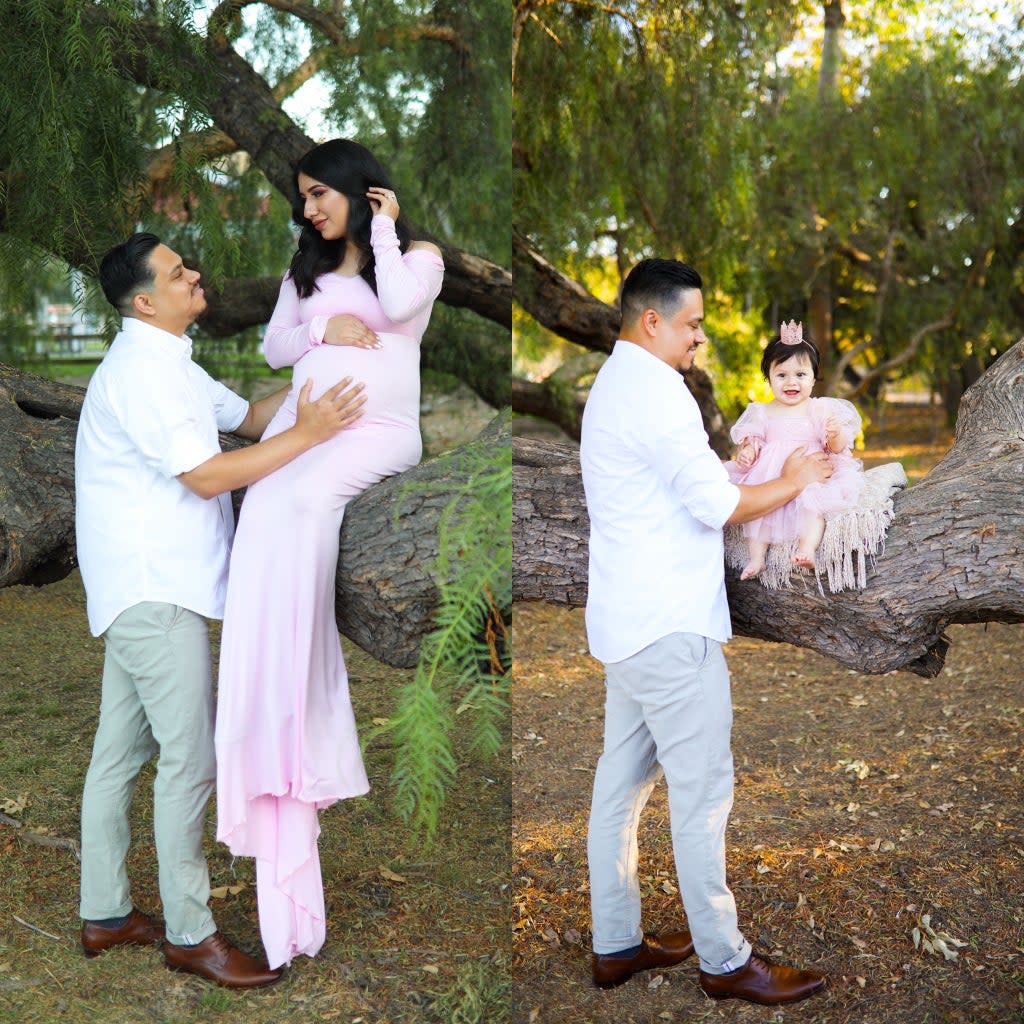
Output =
[
  {"x1": 698, "y1": 938, "x2": 752, "y2": 975},
  {"x1": 166, "y1": 920, "x2": 218, "y2": 947}
]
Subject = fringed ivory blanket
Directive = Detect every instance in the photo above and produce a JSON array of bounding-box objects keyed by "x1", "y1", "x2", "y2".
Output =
[{"x1": 725, "y1": 462, "x2": 908, "y2": 593}]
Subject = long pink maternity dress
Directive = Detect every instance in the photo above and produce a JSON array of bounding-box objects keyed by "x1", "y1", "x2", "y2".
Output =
[{"x1": 215, "y1": 215, "x2": 444, "y2": 969}]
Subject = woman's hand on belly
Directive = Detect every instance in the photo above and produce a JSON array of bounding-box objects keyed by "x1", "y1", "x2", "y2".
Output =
[{"x1": 324, "y1": 314, "x2": 380, "y2": 349}]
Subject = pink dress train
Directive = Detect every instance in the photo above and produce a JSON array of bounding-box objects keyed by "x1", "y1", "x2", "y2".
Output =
[
  {"x1": 215, "y1": 217, "x2": 443, "y2": 968},
  {"x1": 724, "y1": 396, "x2": 864, "y2": 543}
]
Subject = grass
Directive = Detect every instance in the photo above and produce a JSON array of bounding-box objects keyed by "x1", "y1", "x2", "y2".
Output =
[{"x1": 0, "y1": 572, "x2": 510, "y2": 1024}]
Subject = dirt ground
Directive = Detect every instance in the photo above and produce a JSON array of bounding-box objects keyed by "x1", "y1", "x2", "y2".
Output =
[{"x1": 511, "y1": 404, "x2": 1024, "y2": 1024}]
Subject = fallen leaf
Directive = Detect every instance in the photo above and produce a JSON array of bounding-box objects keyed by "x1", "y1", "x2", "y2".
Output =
[
  {"x1": 421, "y1": 964, "x2": 439, "y2": 975},
  {"x1": 0, "y1": 795, "x2": 28, "y2": 816}
]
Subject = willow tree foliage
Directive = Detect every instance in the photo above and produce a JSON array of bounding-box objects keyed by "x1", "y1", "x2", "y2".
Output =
[{"x1": 514, "y1": 0, "x2": 1024, "y2": 420}]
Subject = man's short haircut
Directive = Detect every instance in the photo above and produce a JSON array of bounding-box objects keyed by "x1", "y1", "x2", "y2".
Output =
[
  {"x1": 99, "y1": 232, "x2": 162, "y2": 316},
  {"x1": 619, "y1": 258, "x2": 703, "y2": 328}
]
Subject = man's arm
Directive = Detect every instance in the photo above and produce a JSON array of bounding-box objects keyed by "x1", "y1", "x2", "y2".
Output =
[
  {"x1": 178, "y1": 377, "x2": 365, "y2": 499},
  {"x1": 232, "y1": 384, "x2": 291, "y2": 442},
  {"x1": 726, "y1": 448, "x2": 832, "y2": 525}
]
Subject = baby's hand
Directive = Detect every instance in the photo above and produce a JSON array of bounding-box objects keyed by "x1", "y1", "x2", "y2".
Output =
[
  {"x1": 823, "y1": 415, "x2": 846, "y2": 450},
  {"x1": 736, "y1": 442, "x2": 757, "y2": 469}
]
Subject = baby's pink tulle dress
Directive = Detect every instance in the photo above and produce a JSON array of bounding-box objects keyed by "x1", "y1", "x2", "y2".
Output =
[
  {"x1": 215, "y1": 216, "x2": 443, "y2": 969},
  {"x1": 724, "y1": 397, "x2": 864, "y2": 543}
]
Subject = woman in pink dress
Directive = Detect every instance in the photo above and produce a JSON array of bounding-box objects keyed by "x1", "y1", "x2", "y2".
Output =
[
  {"x1": 214, "y1": 139, "x2": 444, "y2": 969},
  {"x1": 725, "y1": 322, "x2": 863, "y2": 579}
]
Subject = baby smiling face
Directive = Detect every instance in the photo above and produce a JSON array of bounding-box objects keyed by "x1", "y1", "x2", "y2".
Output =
[{"x1": 768, "y1": 351, "x2": 815, "y2": 408}]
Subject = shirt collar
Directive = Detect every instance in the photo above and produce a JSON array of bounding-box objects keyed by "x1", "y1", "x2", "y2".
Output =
[
  {"x1": 117, "y1": 316, "x2": 193, "y2": 358},
  {"x1": 613, "y1": 338, "x2": 685, "y2": 383}
]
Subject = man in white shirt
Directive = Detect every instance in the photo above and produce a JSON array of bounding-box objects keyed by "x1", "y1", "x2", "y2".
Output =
[
  {"x1": 76, "y1": 232, "x2": 365, "y2": 988},
  {"x1": 580, "y1": 258, "x2": 830, "y2": 1006}
]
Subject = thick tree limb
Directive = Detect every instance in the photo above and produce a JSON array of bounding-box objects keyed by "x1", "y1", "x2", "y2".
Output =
[
  {"x1": 0, "y1": 363, "x2": 509, "y2": 668},
  {"x1": 512, "y1": 377, "x2": 585, "y2": 440},
  {"x1": 513, "y1": 338, "x2": 1024, "y2": 678}
]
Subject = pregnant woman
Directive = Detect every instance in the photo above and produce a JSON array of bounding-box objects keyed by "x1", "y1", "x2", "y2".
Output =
[{"x1": 214, "y1": 139, "x2": 444, "y2": 970}]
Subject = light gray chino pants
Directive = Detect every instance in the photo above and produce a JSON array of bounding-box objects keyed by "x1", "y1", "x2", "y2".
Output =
[
  {"x1": 587, "y1": 631, "x2": 752, "y2": 974},
  {"x1": 79, "y1": 602, "x2": 217, "y2": 946}
]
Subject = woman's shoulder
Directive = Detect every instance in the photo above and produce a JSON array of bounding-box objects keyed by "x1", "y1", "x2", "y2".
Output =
[{"x1": 407, "y1": 239, "x2": 443, "y2": 258}]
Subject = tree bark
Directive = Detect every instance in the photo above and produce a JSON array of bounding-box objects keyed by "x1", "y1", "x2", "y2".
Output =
[
  {"x1": 0, "y1": 363, "x2": 509, "y2": 669},
  {"x1": 512, "y1": 230, "x2": 732, "y2": 455},
  {"x1": 513, "y1": 338, "x2": 1024, "y2": 678}
]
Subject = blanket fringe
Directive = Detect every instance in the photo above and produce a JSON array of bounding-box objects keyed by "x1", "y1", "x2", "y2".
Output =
[{"x1": 725, "y1": 462, "x2": 908, "y2": 594}]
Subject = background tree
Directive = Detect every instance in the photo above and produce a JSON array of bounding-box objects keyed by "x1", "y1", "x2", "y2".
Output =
[{"x1": 513, "y1": 0, "x2": 1024, "y2": 431}]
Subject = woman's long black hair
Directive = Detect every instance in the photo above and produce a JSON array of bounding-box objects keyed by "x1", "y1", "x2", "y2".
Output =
[{"x1": 287, "y1": 139, "x2": 412, "y2": 299}]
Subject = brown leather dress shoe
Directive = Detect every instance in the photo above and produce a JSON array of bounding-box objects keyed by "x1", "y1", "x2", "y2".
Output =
[
  {"x1": 164, "y1": 931, "x2": 283, "y2": 989},
  {"x1": 81, "y1": 909, "x2": 164, "y2": 959},
  {"x1": 700, "y1": 953, "x2": 826, "y2": 1005},
  {"x1": 592, "y1": 930, "x2": 696, "y2": 989}
]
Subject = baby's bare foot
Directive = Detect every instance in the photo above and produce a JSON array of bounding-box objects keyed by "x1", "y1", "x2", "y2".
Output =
[
  {"x1": 791, "y1": 550, "x2": 816, "y2": 570},
  {"x1": 740, "y1": 559, "x2": 765, "y2": 580}
]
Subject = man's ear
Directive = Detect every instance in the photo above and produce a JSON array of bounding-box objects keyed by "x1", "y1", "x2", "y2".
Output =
[
  {"x1": 131, "y1": 291, "x2": 155, "y2": 318},
  {"x1": 639, "y1": 307, "x2": 659, "y2": 339}
]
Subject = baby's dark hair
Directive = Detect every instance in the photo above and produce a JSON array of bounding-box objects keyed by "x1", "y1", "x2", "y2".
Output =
[{"x1": 760, "y1": 329, "x2": 821, "y2": 380}]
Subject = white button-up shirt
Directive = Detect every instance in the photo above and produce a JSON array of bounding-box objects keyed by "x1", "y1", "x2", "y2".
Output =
[
  {"x1": 580, "y1": 340, "x2": 741, "y2": 663},
  {"x1": 75, "y1": 318, "x2": 250, "y2": 636}
]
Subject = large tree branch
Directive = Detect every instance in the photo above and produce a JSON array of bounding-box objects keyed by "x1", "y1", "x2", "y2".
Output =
[
  {"x1": 513, "y1": 338, "x2": 1024, "y2": 678},
  {"x1": 0, "y1": 363, "x2": 509, "y2": 668},
  {"x1": 513, "y1": 229, "x2": 618, "y2": 350},
  {"x1": 512, "y1": 377, "x2": 586, "y2": 441}
]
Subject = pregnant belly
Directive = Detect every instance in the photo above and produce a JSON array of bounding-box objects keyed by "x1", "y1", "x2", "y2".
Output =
[{"x1": 293, "y1": 332, "x2": 420, "y2": 427}]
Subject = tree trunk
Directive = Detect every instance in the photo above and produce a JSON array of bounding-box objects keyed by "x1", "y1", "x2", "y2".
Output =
[
  {"x1": 512, "y1": 230, "x2": 733, "y2": 455},
  {"x1": 0, "y1": 363, "x2": 509, "y2": 669},
  {"x1": 512, "y1": 338, "x2": 1024, "y2": 678}
]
